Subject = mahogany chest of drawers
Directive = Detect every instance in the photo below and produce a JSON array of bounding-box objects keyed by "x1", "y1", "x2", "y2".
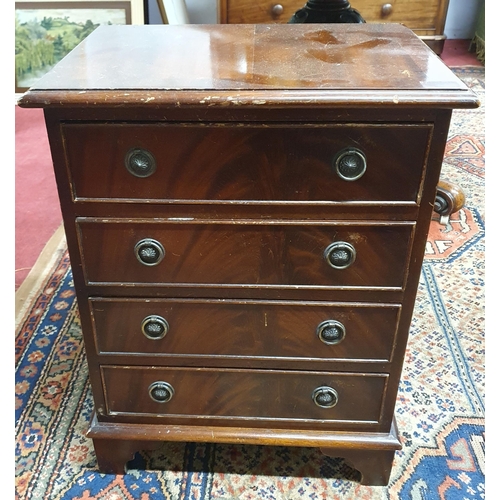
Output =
[
  {"x1": 18, "y1": 23, "x2": 478, "y2": 485},
  {"x1": 218, "y1": 0, "x2": 450, "y2": 53}
]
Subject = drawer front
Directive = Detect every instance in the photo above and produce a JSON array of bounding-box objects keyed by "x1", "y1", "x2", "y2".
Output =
[
  {"x1": 62, "y1": 123, "x2": 431, "y2": 204},
  {"x1": 226, "y1": 0, "x2": 305, "y2": 23},
  {"x1": 355, "y1": 0, "x2": 447, "y2": 31},
  {"x1": 101, "y1": 365, "x2": 388, "y2": 426},
  {"x1": 78, "y1": 219, "x2": 414, "y2": 289},
  {"x1": 91, "y1": 298, "x2": 401, "y2": 362},
  {"x1": 225, "y1": 0, "x2": 445, "y2": 31}
]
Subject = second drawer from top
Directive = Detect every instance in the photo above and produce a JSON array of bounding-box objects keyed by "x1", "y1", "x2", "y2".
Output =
[{"x1": 76, "y1": 219, "x2": 415, "y2": 290}]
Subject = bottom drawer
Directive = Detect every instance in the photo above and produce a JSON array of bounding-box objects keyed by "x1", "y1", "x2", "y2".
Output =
[{"x1": 101, "y1": 366, "x2": 388, "y2": 428}]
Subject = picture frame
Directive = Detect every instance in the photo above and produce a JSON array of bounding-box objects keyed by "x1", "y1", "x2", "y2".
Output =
[
  {"x1": 15, "y1": 0, "x2": 145, "y2": 93},
  {"x1": 156, "y1": 0, "x2": 189, "y2": 25}
]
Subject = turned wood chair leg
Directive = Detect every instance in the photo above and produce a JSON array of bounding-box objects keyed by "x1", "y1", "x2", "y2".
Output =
[
  {"x1": 289, "y1": 0, "x2": 365, "y2": 24},
  {"x1": 434, "y1": 180, "x2": 465, "y2": 225}
]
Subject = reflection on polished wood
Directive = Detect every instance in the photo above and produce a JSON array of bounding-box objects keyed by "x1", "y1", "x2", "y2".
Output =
[
  {"x1": 20, "y1": 24, "x2": 476, "y2": 107},
  {"x1": 218, "y1": 0, "x2": 451, "y2": 54}
]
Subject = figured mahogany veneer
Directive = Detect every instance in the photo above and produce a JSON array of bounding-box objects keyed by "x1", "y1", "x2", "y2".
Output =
[
  {"x1": 90, "y1": 297, "x2": 401, "y2": 362},
  {"x1": 62, "y1": 122, "x2": 431, "y2": 203},
  {"x1": 18, "y1": 23, "x2": 478, "y2": 485},
  {"x1": 77, "y1": 219, "x2": 414, "y2": 288},
  {"x1": 101, "y1": 366, "x2": 389, "y2": 428}
]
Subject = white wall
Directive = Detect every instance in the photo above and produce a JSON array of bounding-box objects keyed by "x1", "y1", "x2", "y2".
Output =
[
  {"x1": 444, "y1": 0, "x2": 480, "y2": 39},
  {"x1": 148, "y1": 0, "x2": 480, "y2": 39},
  {"x1": 148, "y1": 0, "x2": 217, "y2": 24}
]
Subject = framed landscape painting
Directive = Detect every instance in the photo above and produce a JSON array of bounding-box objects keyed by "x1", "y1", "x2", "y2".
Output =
[{"x1": 15, "y1": 0, "x2": 145, "y2": 92}]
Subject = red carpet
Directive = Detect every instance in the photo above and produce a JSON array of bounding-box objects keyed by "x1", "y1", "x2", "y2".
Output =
[{"x1": 15, "y1": 107, "x2": 62, "y2": 290}]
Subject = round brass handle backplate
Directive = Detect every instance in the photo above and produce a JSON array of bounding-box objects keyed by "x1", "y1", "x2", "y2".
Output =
[
  {"x1": 317, "y1": 320, "x2": 346, "y2": 345},
  {"x1": 324, "y1": 241, "x2": 356, "y2": 269},
  {"x1": 333, "y1": 147, "x2": 367, "y2": 181},
  {"x1": 312, "y1": 386, "x2": 338, "y2": 408},
  {"x1": 149, "y1": 381, "x2": 175, "y2": 403},
  {"x1": 134, "y1": 238, "x2": 165, "y2": 266},
  {"x1": 125, "y1": 148, "x2": 156, "y2": 178},
  {"x1": 142, "y1": 315, "x2": 169, "y2": 340}
]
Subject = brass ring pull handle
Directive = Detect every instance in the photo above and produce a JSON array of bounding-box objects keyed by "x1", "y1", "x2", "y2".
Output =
[
  {"x1": 134, "y1": 238, "x2": 165, "y2": 266},
  {"x1": 317, "y1": 320, "x2": 346, "y2": 345},
  {"x1": 312, "y1": 386, "x2": 338, "y2": 408},
  {"x1": 125, "y1": 148, "x2": 156, "y2": 178},
  {"x1": 333, "y1": 147, "x2": 367, "y2": 181},
  {"x1": 324, "y1": 241, "x2": 356, "y2": 269},
  {"x1": 142, "y1": 315, "x2": 169, "y2": 340},
  {"x1": 148, "y1": 381, "x2": 175, "y2": 403}
]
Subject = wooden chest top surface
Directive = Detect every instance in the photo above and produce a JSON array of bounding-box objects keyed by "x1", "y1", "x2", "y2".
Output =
[{"x1": 19, "y1": 23, "x2": 478, "y2": 109}]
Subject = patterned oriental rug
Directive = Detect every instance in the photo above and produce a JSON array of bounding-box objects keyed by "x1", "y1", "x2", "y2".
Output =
[{"x1": 15, "y1": 67, "x2": 485, "y2": 500}]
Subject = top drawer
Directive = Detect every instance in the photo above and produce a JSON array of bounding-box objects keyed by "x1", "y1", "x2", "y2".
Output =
[
  {"x1": 223, "y1": 0, "x2": 447, "y2": 32},
  {"x1": 224, "y1": 0, "x2": 306, "y2": 23},
  {"x1": 62, "y1": 122, "x2": 431, "y2": 205}
]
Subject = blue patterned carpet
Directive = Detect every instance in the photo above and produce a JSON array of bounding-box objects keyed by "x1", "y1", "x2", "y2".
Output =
[{"x1": 15, "y1": 67, "x2": 485, "y2": 499}]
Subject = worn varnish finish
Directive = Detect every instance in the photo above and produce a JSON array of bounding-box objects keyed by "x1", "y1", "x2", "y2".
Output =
[
  {"x1": 20, "y1": 24, "x2": 471, "y2": 101},
  {"x1": 18, "y1": 24, "x2": 478, "y2": 485}
]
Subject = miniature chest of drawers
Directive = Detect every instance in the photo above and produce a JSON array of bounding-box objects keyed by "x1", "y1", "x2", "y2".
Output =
[{"x1": 18, "y1": 23, "x2": 478, "y2": 485}]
